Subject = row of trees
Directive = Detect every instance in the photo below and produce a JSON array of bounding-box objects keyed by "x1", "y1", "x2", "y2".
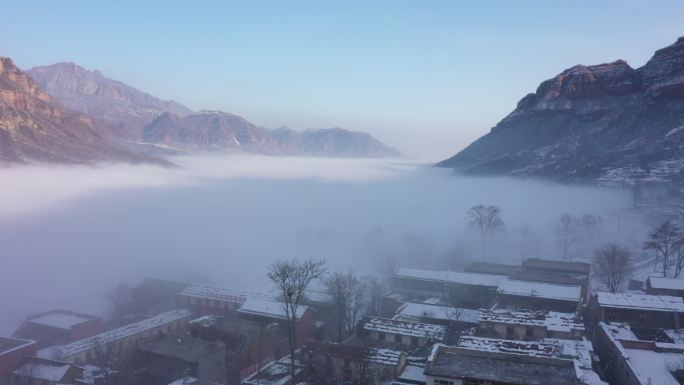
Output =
[
  {"x1": 644, "y1": 220, "x2": 684, "y2": 278},
  {"x1": 466, "y1": 204, "x2": 605, "y2": 262},
  {"x1": 593, "y1": 220, "x2": 684, "y2": 293}
]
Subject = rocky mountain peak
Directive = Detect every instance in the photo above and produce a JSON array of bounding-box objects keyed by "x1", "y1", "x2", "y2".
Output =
[
  {"x1": 525, "y1": 60, "x2": 639, "y2": 107},
  {"x1": 638, "y1": 36, "x2": 684, "y2": 97},
  {"x1": 438, "y1": 37, "x2": 684, "y2": 185},
  {"x1": 26, "y1": 62, "x2": 193, "y2": 139},
  {"x1": 0, "y1": 56, "x2": 158, "y2": 164}
]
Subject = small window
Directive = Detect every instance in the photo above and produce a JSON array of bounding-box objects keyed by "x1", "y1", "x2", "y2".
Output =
[
  {"x1": 411, "y1": 336, "x2": 419, "y2": 346},
  {"x1": 394, "y1": 334, "x2": 402, "y2": 343},
  {"x1": 506, "y1": 325, "x2": 514, "y2": 335},
  {"x1": 463, "y1": 379, "x2": 484, "y2": 385},
  {"x1": 525, "y1": 327, "x2": 534, "y2": 337},
  {"x1": 377, "y1": 332, "x2": 385, "y2": 341},
  {"x1": 434, "y1": 380, "x2": 453, "y2": 385}
]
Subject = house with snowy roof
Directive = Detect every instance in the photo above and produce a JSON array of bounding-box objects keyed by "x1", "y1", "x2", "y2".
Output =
[
  {"x1": 478, "y1": 308, "x2": 585, "y2": 341},
  {"x1": 188, "y1": 315, "x2": 282, "y2": 380},
  {"x1": 393, "y1": 302, "x2": 480, "y2": 327},
  {"x1": 11, "y1": 356, "x2": 85, "y2": 385},
  {"x1": 446, "y1": 336, "x2": 606, "y2": 385},
  {"x1": 496, "y1": 278, "x2": 583, "y2": 313},
  {"x1": 358, "y1": 316, "x2": 446, "y2": 349},
  {"x1": 237, "y1": 299, "x2": 316, "y2": 350},
  {"x1": 595, "y1": 322, "x2": 684, "y2": 385},
  {"x1": 0, "y1": 337, "x2": 37, "y2": 383},
  {"x1": 37, "y1": 309, "x2": 192, "y2": 365},
  {"x1": 13, "y1": 310, "x2": 103, "y2": 349},
  {"x1": 593, "y1": 292, "x2": 684, "y2": 329},
  {"x1": 303, "y1": 341, "x2": 406, "y2": 384},
  {"x1": 645, "y1": 276, "x2": 684, "y2": 298},
  {"x1": 392, "y1": 267, "x2": 503, "y2": 308},
  {"x1": 135, "y1": 333, "x2": 228, "y2": 385},
  {"x1": 178, "y1": 283, "x2": 274, "y2": 316},
  {"x1": 424, "y1": 342, "x2": 603, "y2": 385}
]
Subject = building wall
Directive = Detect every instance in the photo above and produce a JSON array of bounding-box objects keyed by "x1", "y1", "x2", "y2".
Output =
[
  {"x1": 67, "y1": 316, "x2": 191, "y2": 365},
  {"x1": 598, "y1": 307, "x2": 680, "y2": 329},
  {"x1": 594, "y1": 326, "x2": 641, "y2": 385},
  {"x1": 644, "y1": 285, "x2": 684, "y2": 298},
  {"x1": 178, "y1": 295, "x2": 243, "y2": 316},
  {"x1": 70, "y1": 318, "x2": 104, "y2": 342},
  {"x1": 392, "y1": 278, "x2": 496, "y2": 309},
  {"x1": 0, "y1": 342, "x2": 37, "y2": 384}
]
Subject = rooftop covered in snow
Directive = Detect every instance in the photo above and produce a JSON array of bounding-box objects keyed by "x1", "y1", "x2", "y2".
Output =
[
  {"x1": 521, "y1": 259, "x2": 590, "y2": 275},
  {"x1": 12, "y1": 357, "x2": 82, "y2": 382},
  {"x1": 370, "y1": 348, "x2": 404, "y2": 366},
  {"x1": 363, "y1": 316, "x2": 446, "y2": 340},
  {"x1": 394, "y1": 267, "x2": 504, "y2": 287},
  {"x1": 179, "y1": 283, "x2": 272, "y2": 303},
  {"x1": 38, "y1": 309, "x2": 191, "y2": 359},
  {"x1": 596, "y1": 292, "x2": 684, "y2": 312},
  {"x1": 394, "y1": 302, "x2": 480, "y2": 324},
  {"x1": 426, "y1": 344, "x2": 579, "y2": 385},
  {"x1": 497, "y1": 279, "x2": 582, "y2": 302},
  {"x1": 647, "y1": 276, "x2": 684, "y2": 291},
  {"x1": 26, "y1": 310, "x2": 99, "y2": 330},
  {"x1": 479, "y1": 308, "x2": 584, "y2": 333},
  {"x1": 238, "y1": 299, "x2": 308, "y2": 320},
  {"x1": 0, "y1": 336, "x2": 36, "y2": 356},
  {"x1": 455, "y1": 336, "x2": 605, "y2": 385}
]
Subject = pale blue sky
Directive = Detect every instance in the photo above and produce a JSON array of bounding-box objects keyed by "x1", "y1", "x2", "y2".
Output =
[{"x1": 1, "y1": 1, "x2": 683, "y2": 159}]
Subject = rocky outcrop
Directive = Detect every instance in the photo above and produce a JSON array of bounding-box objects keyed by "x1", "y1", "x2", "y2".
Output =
[
  {"x1": 26, "y1": 62, "x2": 193, "y2": 139},
  {"x1": 438, "y1": 37, "x2": 684, "y2": 185},
  {"x1": 0, "y1": 57, "x2": 161, "y2": 164},
  {"x1": 143, "y1": 111, "x2": 401, "y2": 158},
  {"x1": 271, "y1": 126, "x2": 402, "y2": 158}
]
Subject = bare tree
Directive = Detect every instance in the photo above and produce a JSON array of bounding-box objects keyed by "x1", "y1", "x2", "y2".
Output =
[
  {"x1": 364, "y1": 276, "x2": 385, "y2": 317},
  {"x1": 324, "y1": 270, "x2": 365, "y2": 342},
  {"x1": 106, "y1": 282, "x2": 132, "y2": 319},
  {"x1": 516, "y1": 222, "x2": 537, "y2": 261},
  {"x1": 580, "y1": 214, "x2": 603, "y2": 249},
  {"x1": 593, "y1": 243, "x2": 635, "y2": 293},
  {"x1": 268, "y1": 258, "x2": 326, "y2": 381},
  {"x1": 15, "y1": 358, "x2": 38, "y2": 382},
  {"x1": 467, "y1": 205, "x2": 504, "y2": 261},
  {"x1": 376, "y1": 252, "x2": 398, "y2": 290},
  {"x1": 93, "y1": 338, "x2": 117, "y2": 384},
  {"x1": 644, "y1": 220, "x2": 684, "y2": 278},
  {"x1": 438, "y1": 243, "x2": 469, "y2": 271},
  {"x1": 443, "y1": 303, "x2": 466, "y2": 344},
  {"x1": 356, "y1": 345, "x2": 388, "y2": 385},
  {"x1": 556, "y1": 214, "x2": 580, "y2": 261}
]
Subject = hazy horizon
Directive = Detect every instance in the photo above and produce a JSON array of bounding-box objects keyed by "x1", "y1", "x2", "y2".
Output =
[
  {"x1": 0, "y1": 154, "x2": 642, "y2": 335},
  {"x1": 2, "y1": 1, "x2": 683, "y2": 158}
]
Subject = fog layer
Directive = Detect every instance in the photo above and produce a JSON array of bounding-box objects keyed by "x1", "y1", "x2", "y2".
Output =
[{"x1": 0, "y1": 155, "x2": 633, "y2": 333}]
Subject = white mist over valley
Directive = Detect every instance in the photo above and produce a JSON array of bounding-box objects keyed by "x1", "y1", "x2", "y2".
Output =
[{"x1": 0, "y1": 155, "x2": 637, "y2": 334}]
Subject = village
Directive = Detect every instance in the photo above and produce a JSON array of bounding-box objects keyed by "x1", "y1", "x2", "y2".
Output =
[{"x1": 3, "y1": 213, "x2": 684, "y2": 385}]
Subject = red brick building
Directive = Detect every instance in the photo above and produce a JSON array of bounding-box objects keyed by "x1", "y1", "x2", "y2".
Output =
[
  {"x1": 13, "y1": 310, "x2": 103, "y2": 348},
  {"x1": 0, "y1": 337, "x2": 37, "y2": 385}
]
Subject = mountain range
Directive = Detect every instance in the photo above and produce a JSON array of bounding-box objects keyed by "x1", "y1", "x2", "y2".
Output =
[
  {"x1": 0, "y1": 57, "x2": 156, "y2": 164},
  {"x1": 0, "y1": 60, "x2": 400, "y2": 165},
  {"x1": 142, "y1": 111, "x2": 401, "y2": 158},
  {"x1": 438, "y1": 36, "x2": 684, "y2": 186},
  {"x1": 27, "y1": 62, "x2": 193, "y2": 140}
]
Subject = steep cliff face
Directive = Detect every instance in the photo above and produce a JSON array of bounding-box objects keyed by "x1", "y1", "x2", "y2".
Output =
[
  {"x1": 142, "y1": 111, "x2": 401, "y2": 158},
  {"x1": 0, "y1": 57, "x2": 158, "y2": 164},
  {"x1": 438, "y1": 37, "x2": 684, "y2": 185},
  {"x1": 26, "y1": 62, "x2": 193, "y2": 139}
]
